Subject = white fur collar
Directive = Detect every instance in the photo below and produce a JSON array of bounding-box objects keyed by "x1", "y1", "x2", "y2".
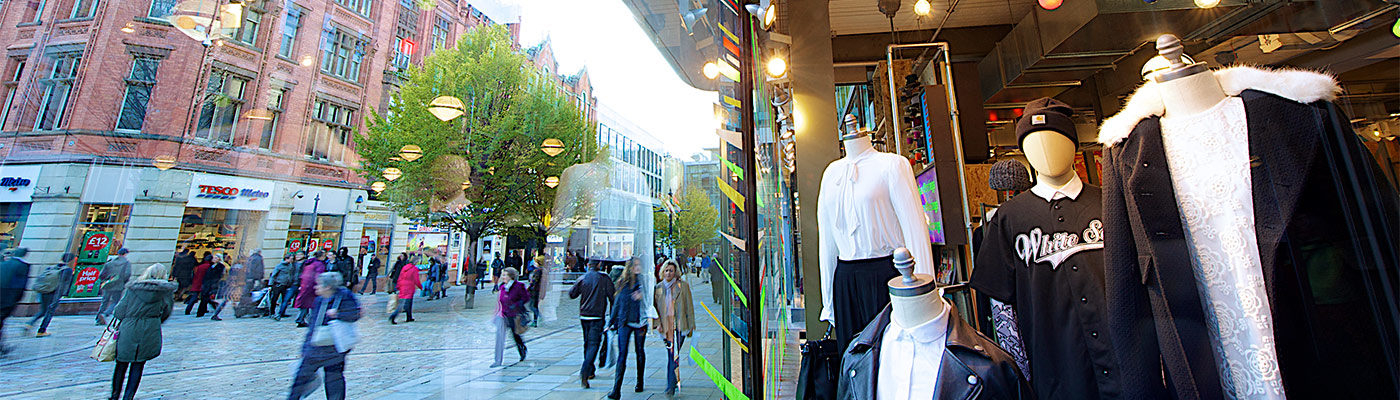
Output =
[{"x1": 1097, "y1": 66, "x2": 1340, "y2": 147}]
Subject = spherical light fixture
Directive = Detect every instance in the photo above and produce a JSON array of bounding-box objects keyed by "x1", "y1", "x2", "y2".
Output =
[
  {"x1": 914, "y1": 0, "x2": 932, "y2": 16},
  {"x1": 371, "y1": 181, "x2": 386, "y2": 193},
  {"x1": 299, "y1": 55, "x2": 315, "y2": 67},
  {"x1": 427, "y1": 95, "x2": 465, "y2": 122},
  {"x1": 382, "y1": 167, "x2": 403, "y2": 181},
  {"x1": 1038, "y1": 0, "x2": 1063, "y2": 10},
  {"x1": 153, "y1": 155, "x2": 177, "y2": 170},
  {"x1": 541, "y1": 138, "x2": 565, "y2": 157},
  {"x1": 702, "y1": 62, "x2": 720, "y2": 80},
  {"x1": 121, "y1": 23, "x2": 136, "y2": 34},
  {"x1": 399, "y1": 144, "x2": 423, "y2": 161},
  {"x1": 766, "y1": 56, "x2": 787, "y2": 79},
  {"x1": 1193, "y1": 0, "x2": 1220, "y2": 8},
  {"x1": 544, "y1": 176, "x2": 560, "y2": 188}
]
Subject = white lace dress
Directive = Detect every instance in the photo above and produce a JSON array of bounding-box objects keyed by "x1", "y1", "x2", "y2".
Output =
[{"x1": 1159, "y1": 96, "x2": 1285, "y2": 399}]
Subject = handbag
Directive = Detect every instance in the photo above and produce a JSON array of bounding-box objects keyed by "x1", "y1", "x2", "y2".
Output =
[
  {"x1": 513, "y1": 315, "x2": 530, "y2": 335},
  {"x1": 796, "y1": 328, "x2": 841, "y2": 400},
  {"x1": 310, "y1": 297, "x2": 359, "y2": 352},
  {"x1": 385, "y1": 295, "x2": 399, "y2": 314},
  {"x1": 90, "y1": 318, "x2": 119, "y2": 362}
]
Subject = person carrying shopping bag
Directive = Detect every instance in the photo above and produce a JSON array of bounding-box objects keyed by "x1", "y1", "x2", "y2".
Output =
[
  {"x1": 389, "y1": 259, "x2": 419, "y2": 324},
  {"x1": 491, "y1": 267, "x2": 529, "y2": 367},
  {"x1": 287, "y1": 272, "x2": 360, "y2": 400}
]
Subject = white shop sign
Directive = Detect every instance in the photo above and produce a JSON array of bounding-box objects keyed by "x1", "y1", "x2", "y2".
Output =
[
  {"x1": 81, "y1": 165, "x2": 139, "y2": 204},
  {"x1": 291, "y1": 185, "x2": 350, "y2": 215},
  {"x1": 0, "y1": 165, "x2": 40, "y2": 203},
  {"x1": 186, "y1": 173, "x2": 275, "y2": 211}
]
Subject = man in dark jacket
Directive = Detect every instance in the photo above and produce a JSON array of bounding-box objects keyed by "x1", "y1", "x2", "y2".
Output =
[
  {"x1": 334, "y1": 248, "x2": 357, "y2": 290},
  {"x1": 96, "y1": 248, "x2": 133, "y2": 325},
  {"x1": 171, "y1": 247, "x2": 197, "y2": 300},
  {"x1": 30, "y1": 253, "x2": 76, "y2": 337},
  {"x1": 569, "y1": 260, "x2": 614, "y2": 388},
  {"x1": 837, "y1": 305, "x2": 1032, "y2": 399},
  {"x1": 489, "y1": 253, "x2": 504, "y2": 290},
  {"x1": 245, "y1": 249, "x2": 265, "y2": 290},
  {"x1": 268, "y1": 253, "x2": 298, "y2": 320},
  {"x1": 0, "y1": 248, "x2": 30, "y2": 354},
  {"x1": 359, "y1": 255, "x2": 380, "y2": 295}
]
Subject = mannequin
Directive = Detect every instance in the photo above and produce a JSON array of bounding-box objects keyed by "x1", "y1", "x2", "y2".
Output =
[
  {"x1": 969, "y1": 97, "x2": 1118, "y2": 399},
  {"x1": 1153, "y1": 35, "x2": 1227, "y2": 117},
  {"x1": 887, "y1": 248, "x2": 944, "y2": 329},
  {"x1": 817, "y1": 114, "x2": 935, "y2": 354}
]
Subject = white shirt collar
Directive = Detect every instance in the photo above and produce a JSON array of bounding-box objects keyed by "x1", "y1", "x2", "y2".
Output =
[
  {"x1": 1030, "y1": 174, "x2": 1084, "y2": 202},
  {"x1": 887, "y1": 300, "x2": 952, "y2": 344}
]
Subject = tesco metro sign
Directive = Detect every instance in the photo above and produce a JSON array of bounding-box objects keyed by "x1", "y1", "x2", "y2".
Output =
[
  {"x1": 188, "y1": 174, "x2": 275, "y2": 211},
  {"x1": 196, "y1": 184, "x2": 270, "y2": 201}
]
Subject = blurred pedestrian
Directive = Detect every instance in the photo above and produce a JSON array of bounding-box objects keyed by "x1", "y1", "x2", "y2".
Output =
[
  {"x1": 293, "y1": 251, "x2": 329, "y2": 327},
  {"x1": 359, "y1": 254, "x2": 380, "y2": 295},
  {"x1": 171, "y1": 246, "x2": 196, "y2": 300},
  {"x1": 29, "y1": 253, "x2": 76, "y2": 337},
  {"x1": 388, "y1": 253, "x2": 409, "y2": 294},
  {"x1": 245, "y1": 249, "x2": 265, "y2": 291},
  {"x1": 109, "y1": 263, "x2": 175, "y2": 400},
  {"x1": 526, "y1": 251, "x2": 545, "y2": 327},
  {"x1": 0, "y1": 247, "x2": 30, "y2": 355},
  {"x1": 489, "y1": 253, "x2": 503, "y2": 290},
  {"x1": 654, "y1": 260, "x2": 695, "y2": 395},
  {"x1": 491, "y1": 267, "x2": 528, "y2": 367},
  {"x1": 435, "y1": 255, "x2": 449, "y2": 299},
  {"x1": 96, "y1": 248, "x2": 132, "y2": 326},
  {"x1": 183, "y1": 253, "x2": 213, "y2": 316},
  {"x1": 287, "y1": 272, "x2": 361, "y2": 400},
  {"x1": 269, "y1": 253, "x2": 299, "y2": 320},
  {"x1": 334, "y1": 247, "x2": 356, "y2": 290},
  {"x1": 570, "y1": 260, "x2": 614, "y2": 388},
  {"x1": 210, "y1": 255, "x2": 247, "y2": 321},
  {"x1": 607, "y1": 258, "x2": 649, "y2": 399},
  {"x1": 389, "y1": 256, "x2": 419, "y2": 324}
]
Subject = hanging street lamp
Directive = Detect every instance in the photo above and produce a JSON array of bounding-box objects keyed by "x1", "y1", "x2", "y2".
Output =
[
  {"x1": 400, "y1": 144, "x2": 423, "y2": 161},
  {"x1": 428, "y1": 95, "x2": 465, "y2": 122},
  {"x1": 382, "y1": 167, "x2": 403, "y2": 181},
  {"x1": 541, "y1": 138, "x2": 565, "y2": 157}
]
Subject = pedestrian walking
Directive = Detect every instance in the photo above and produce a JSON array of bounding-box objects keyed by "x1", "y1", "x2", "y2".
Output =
[
  {"x1": 435, "y1": 256, "x2": 449, "y2": 299},
  {"x1": 171, "y1": 247, "x2": 197, "y2": 300},
  {"x1": 388, "y1": 253, "x2": 409, "y2": 294},
  {"x1": 422, "y1": 257, "x2": 438, "y2": 300},
  {"x1": 389, "y1": 258, "x2": 419, "y2": 324},
  {"x1": 359, "y1": 255, "x2": 380, "y2": 294},
  {"x1": 28, "y1": 253, "x2": 76, "y2": 337},
  {"x1": 245, "y1": 249, "x2": 266, "y2": 291},
  {"x1": 525, "y1": 251, "x2": 545, "y2": 326},
  {"x1": 569, "y1": 260, "x2": 614, "y2": 388},
  {"x1": 0, "y1": 248, "x2": 30, "y2": 355},
  {"x1": 210, "y1": 256, "x2": 247, "y2": 320},
  {"x1": 607, "y1": 258, "x2": 650, "y2": 399},
  {"x1": 183, "y1": 254, "x2": 212, "y2": 316},
  {"x1": 287, "y1": 272, "x2": 361, "y2": 400},
  {"x1": 269, "y1": 253, "x2": 299, "y2": 320},
  {"x1": 293, "y1": 251, "x2": 329, "y2": 327},
  {"x1": 109, "y1": 263, "x2": 175, "y2": 400},
  {"x1": 489, "y1": 253, "x2": 503, "y2": 289},
  {"x1": 334, "y1": 248, "x2": 356, "y2": 290},
  {"x1": 96, "y1": 248, "x2": 133, "y2": 326},
  {"x1": 491, "y1": 267, "x2": 529, "y2": 367},
  {"x1": 654, "y1": 260, "x2": 695, "y2": 395},
  {"x1": 187, "y1": 253, "x2": 225, "y2": 318}
]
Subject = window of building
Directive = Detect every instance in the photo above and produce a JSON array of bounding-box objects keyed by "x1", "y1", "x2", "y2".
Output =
[
  {"x1": 279, "y1": 7, "x2": 301, "y2": 58},
  {"x1": 432, "y1": 16, "x2": 451, "y2": 50},
  {"x1": 37, "y1": 53, "x2": 81, "y2": 130},
  {"x1": 148, "y1": 0, "x2": 177, "y2": 19},
  {"x1": 116, "y1": 56, "x2": 161, "y2": 131},
  {"x1": 392, "y1": 4, "x2": 419, "y2": 69},
  {"x1": 288, "y1": 212, "x2": 345, "y2": 254},
  {"x1": 70, "y1": 0, "x2": 99, "y2": 19},
  {"x1": 22, "y1": 0, "x2": 46, "y2": 23},
  {"x1": 194, "y1": 70, "x2": 248, "y2": 142},
  {"x1": 259, "y1": 88, "x2": 285, "y2": 149},
  {"x1": 332, "y1": 0, "x2": 371, "y2": 16},
  {"x1": 0, "y1": 58, "x2": 24, "y2": 130},
  {"x1": 306, "y1": 99, "x2": 355, "y2": 162},
  {"x1": 320, "y1": 28, "x2": 367, "y2": 82},
  {"x1": 235, "y1": 8, "x2": 263, "y2": 46},
  {"x1": 71, "y1": 203, "x2": 131, "y2": 266},
  {"x1": 0, "y1": 203, "x2": 31, "y2": 254}
]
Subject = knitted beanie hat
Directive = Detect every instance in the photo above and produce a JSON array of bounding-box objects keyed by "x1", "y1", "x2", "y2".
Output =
[
  {"x1": 988, "y1": 159, "x2": 1033, "y2": 192},
  {"x1": 1016, "y1": 97, "x2": 1077, "y2": 148}
]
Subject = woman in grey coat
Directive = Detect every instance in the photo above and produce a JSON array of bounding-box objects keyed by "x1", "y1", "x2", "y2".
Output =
[{"x1": 110, "y1": 263, "x2": 176, "y2": 400}]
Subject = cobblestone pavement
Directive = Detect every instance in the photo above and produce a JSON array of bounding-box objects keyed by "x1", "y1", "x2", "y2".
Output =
[{"x1": 0, "y1": 279, "x2": 732, "y2": 400}]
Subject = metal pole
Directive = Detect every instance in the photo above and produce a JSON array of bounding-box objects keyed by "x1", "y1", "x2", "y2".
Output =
[{"x1": 738, "y1": 12, "x2": 764, "y2": 400}]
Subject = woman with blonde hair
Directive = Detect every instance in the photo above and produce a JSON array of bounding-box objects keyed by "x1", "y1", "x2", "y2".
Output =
[
  {"x1": 653, "y1": 260, "x2": 695, "y2": 395},
  {"x1": 607, "y1": 257, "x2": 650, "y2": 399},
  {"x1": 109, "y1": 263, "x2": 176, "y2": 400}
]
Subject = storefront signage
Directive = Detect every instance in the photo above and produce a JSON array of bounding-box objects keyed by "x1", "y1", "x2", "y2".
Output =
[
  {"x1": 288, "y1": 239, "x2": 304, "y2": 253},
  {"x1": 79, "y1": 231, "x2": 114, "y2": 263},
  {"x1": 0, "y1": 165, "x2": 40, "y2": 203},
  {"x1": 188, "y1": 174, "x2": 276, "y2": 211},
  {"x1": 73, "y1": 265, "x2": 101, "y2": 298},
  {"x1": 322, "y1": 239, "x2": 336, "y2": 251}
]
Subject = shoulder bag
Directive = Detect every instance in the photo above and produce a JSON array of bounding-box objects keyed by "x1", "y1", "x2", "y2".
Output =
[
  {"x1": 796, "y1": 327, "x2": 841, "y2": 400},
  {"x1": 90, "y1": 318, "x2": 119, "y2": 362}
]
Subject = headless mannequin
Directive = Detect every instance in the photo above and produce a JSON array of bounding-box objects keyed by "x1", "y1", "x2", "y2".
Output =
[
  {"x1": 843, "y1": 134, "x2": 875, "y2": 160},
  {"x1": 1022, "y1": 131, "x2": 1077, "y2": 189},
  {"x1": 887, "y1": 247, "x2": 944, "y2": 328},
  {"x1": 1154, "y1": 35, "x2": 1227, "y2": 117}
]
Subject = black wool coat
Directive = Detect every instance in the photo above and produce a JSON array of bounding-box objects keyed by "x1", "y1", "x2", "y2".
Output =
[{"x1": 1097, "y1": 67, "x2": 1400, "y2": 399}]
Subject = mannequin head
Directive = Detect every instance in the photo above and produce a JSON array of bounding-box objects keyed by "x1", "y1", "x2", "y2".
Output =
[{"x1": 1022, "y1": 130, "x2": 1077, "y2": 186}]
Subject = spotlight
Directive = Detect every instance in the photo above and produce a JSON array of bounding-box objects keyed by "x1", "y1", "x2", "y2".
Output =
[
  {"x1": 744, "y1": 0, "x2": 775, "y2": 30},
  {"x1": 914, "y1": 0, "x2": 932, "y2": 16},
  {"x1": 1194, "y1": 0, "x2": 1220, "y2": 8},
  {"x1": 766, "y1": 55, "x2": 787, "y2": 79},
  {"x1": 702, "y1": 61, "x2": 720, "y2": 80},
  {"x1": 1039, "y1": 0, "x2": 1063, "y2": 10}
]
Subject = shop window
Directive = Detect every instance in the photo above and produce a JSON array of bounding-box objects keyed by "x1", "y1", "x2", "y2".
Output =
[
  {"x1": 116, "y1": 56, "x2": 161, "y2": 131},
  {"x1": 195, "y1": 70, "x2": 248, "y2": 142},
  {"x1": 0, "y1": 203, "x2": 31, "y2": 254},
  {"x1": 36, "y1": 53, "x2": 80, "y2": 130},
  {"x1": 306, "y1": 99, "x2": 355, "y2": 162},
  {"x1": 148, "y1": 0, "x2": 176, "y2": 19},
  {"x1": 288, "y1": 212, "x2": 344, "y2": 255},
  {"x1": 258, "y1": 88, "x2": 285, "y2": 149},
  {"x1": 320, "y1": 28, "x2": 367, "y2": 82},
  {"x1": 0, "y1": 58, "x2": 24, "y2": 130},
  {"x1": 234, "y1": 8, "x2": 263, "y2": 46},
  {"x1": 69, "y1": 0, "x2": 98, "y2": 19},
  {"x1": 71, "y1": 203, "x2": 130, "y2": 260},
  {"x1": 332, "y1": 0, "x2": 371, "y2": 16},
  {"x1": 178, "y1": 208, "x2": 267, "y2": 262},
  {"x1": 279, "y1": 7, "x2": 301, "y2": 59}
]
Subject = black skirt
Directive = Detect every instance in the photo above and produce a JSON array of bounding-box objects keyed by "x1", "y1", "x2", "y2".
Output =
[{"x1": 832, "y1": 255, "x2": 900, "y2": 353}]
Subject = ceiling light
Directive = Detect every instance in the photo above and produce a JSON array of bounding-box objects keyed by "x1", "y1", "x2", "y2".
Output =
[
  {"x1": 382, "y1": 167, "x2": 403, "y2": 181},
  {"x1": 914, "y1": 0, "x2": 932, "y2": 16},
  {"x1": 427, "y1": 96, "x2": 465, "y2": 122},
  {"x1": 1194, "y1": 0, "x2": 1220, "y2": 8},
  {"x1": 300, "y1": 55, "x2": 315, "y2": 67},
  {"x1": 766, "y1": 55, "x2": 787, "y2": 78},
  {"x1": 702, "y1": 62, "x2": 720, "y2": 80},
  {"x1": 153, "y1": 155, "x2": 177, "y2": 170},
  {"x1": 1039, "y1": 0, "x2": 1063, "y2": 10}
]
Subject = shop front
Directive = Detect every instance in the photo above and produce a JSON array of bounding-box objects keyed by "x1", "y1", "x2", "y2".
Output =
[
  {"x1": 178, "y1": 173, "x2": 274, "y2": 262},
  {"x1": 0, "y1": 165, "x2": 39, "y2": 254},
  {"x1": 285, "y1": 186, "x2": 350, "y2": 256},
  {"x1": 69, "y1": 165, "x2": 140, "y2": 298}
]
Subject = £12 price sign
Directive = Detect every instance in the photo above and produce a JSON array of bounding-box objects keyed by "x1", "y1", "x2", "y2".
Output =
[{"x1": 78, "y1": 231, "x2": 113, "y2": 264}]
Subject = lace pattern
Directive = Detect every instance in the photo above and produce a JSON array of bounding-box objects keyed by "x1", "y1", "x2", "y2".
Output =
[
  {"x1": 989, "y1": 299, "x2": 1031, "y2": 378},
  {"x1": 1159, "y1": 97, "x2": 1285, "y2": 400}
]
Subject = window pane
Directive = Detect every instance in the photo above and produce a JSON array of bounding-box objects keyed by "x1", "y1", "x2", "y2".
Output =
[
  {"x1": 116, "y1": 85, "x2": 151, "y2": 131},
  {"x1": 148, "y1": 0, "x2": 177, "y2": 18},
  {"x1": 259, "y1": 113, "x2": 278, "y2": 149}
]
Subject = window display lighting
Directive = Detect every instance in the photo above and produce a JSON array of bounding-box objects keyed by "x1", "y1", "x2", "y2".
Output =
[
  {"x1": 914, "y1": 0, "x2": 932, "y2": 16},
  {"x1": 1039, "y1": 0, "x2": 1063, "y2": 10},
  {"x1": 1194, "y1": 0, "x2": 1220, "y2": 8}
]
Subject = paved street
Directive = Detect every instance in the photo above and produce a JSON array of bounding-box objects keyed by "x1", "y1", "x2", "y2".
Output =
[{"x1": 0, "y1": 279, "x2": 732, "y2": 399}]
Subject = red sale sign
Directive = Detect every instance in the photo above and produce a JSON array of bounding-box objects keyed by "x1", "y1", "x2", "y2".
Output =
[
  {"x1": 84, "y1": 233, "x2": 109, "y2": 251},
  {"x1": 289, "y1": 240, "x2": 303, "y2": 252},
  {"x1": 322, "y1": 239, "x2": 335, "y2": 251},
  {"x1": 73, "y1": 266, "x2": 100, "y2": 296}
]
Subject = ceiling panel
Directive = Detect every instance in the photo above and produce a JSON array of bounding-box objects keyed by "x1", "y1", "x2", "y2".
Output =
[{"x1": 830, "y1": 0, "x2": 1037, "y2": 36}]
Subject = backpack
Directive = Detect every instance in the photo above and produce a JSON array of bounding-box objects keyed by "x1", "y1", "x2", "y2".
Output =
[{"x1": 33, "y1": 265, "x2": 65, "y2": 293}]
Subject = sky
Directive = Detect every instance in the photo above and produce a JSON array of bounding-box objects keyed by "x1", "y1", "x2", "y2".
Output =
[{"x1": 470, "y1": 0, "x2": 718, "y2": 158}]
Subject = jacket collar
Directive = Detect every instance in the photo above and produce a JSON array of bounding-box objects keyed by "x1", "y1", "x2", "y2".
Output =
[
  {"x1": 850, "y1": 304, "x2": 992, "y2": 398},
  {"x1": 1098, "y1": 66, "x2": 1340, "y2": 147}
]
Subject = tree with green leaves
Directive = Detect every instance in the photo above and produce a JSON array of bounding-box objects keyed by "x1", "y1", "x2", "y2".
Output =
[
  {"x1": 357, "y1": 25, "x2": 595, "y2": 251},
  {"x1": 654, "y1": 184, "x2": 720, "y2": 255}
]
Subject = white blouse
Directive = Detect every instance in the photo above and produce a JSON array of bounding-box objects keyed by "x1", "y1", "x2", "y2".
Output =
[
  {"x1": 817, "y1": 148, "x2": 936, "y2": 324},
  {"x1": 1160, "y1": 96, "x2": 1285, "y2": 400}
]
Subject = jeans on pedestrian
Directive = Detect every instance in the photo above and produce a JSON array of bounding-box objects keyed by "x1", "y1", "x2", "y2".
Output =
[
  {"x1": 184, "y1": 290, "x2": 215, "y2": 316},
  {"x1": 494, "y1": 316, "x2": 526, "y2": 365},
  {"x1": 580, "y1": 318, "x2": 605, "y2": 378},
  {"x1": 389, "y1": 297, "x2": 413, "y2": 321},
  {"x1": 276, "y1": 285, "x2": 297, "y2": 317},
  {"x1": 665, "y1": 329, "x2": 686, "y2": 393},
  {"x1": 28, "y1": 292, "x2": 60, "y2": 333},
  {"x1": 359, "y1": 275, "x2": 377, "y2": 294},
  {"x1": 295, "y1": 307, "x2": 310, "y2": 325},
  {"x1": 97, "y1": 287, "x2": 124, "y2": 319},
  {"x1": 288, "y1": 345, "x2": 347, "y2": 400},
  {"x1": 0, "y1": 289, "x2": 21, "y2": 345},
  {"x1": 110, "y1": 360, "x2": 145, "y2": 400},
  {"x1": 611, "y1": 323, "x2": 647, "y2": 394}
]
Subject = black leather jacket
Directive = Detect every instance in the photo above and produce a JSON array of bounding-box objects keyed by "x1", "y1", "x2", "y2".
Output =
[{"x1": 837, "y1": 305, "x2": 1033, "y2": 400}]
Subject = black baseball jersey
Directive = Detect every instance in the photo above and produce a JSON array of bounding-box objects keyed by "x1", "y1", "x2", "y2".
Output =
[{"x1": 969, "y1": 185, "x2": 1119, "y2": 400}]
